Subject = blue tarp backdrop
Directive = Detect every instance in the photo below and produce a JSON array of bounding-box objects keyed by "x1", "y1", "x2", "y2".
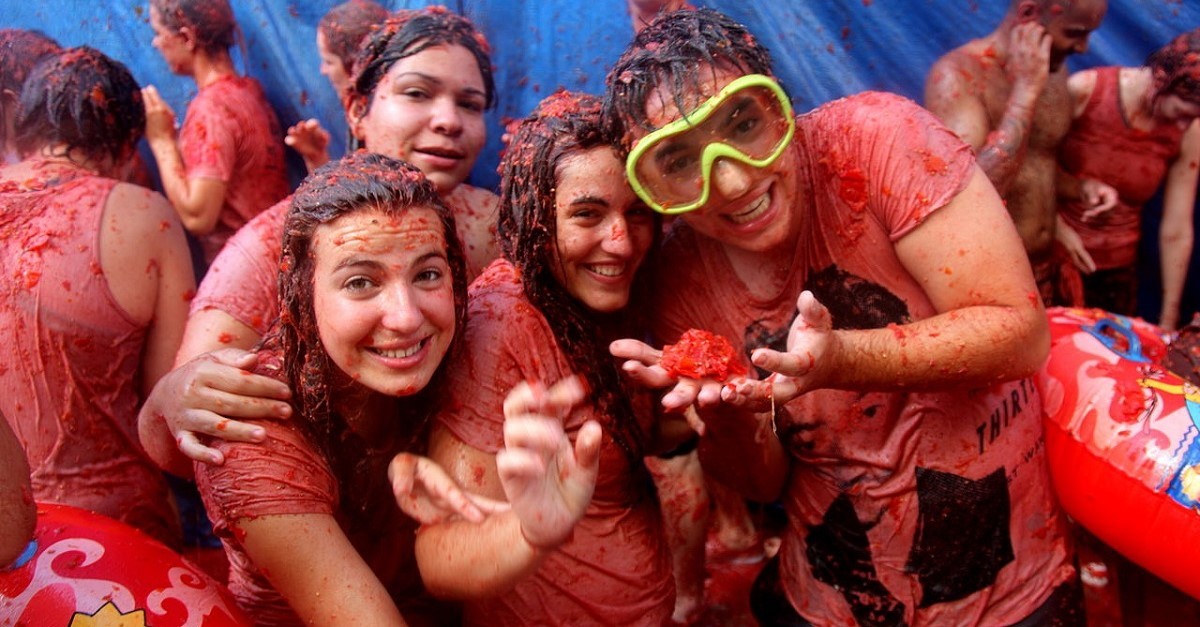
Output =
[{"x1": 4, "y1": 0, "x2": 1199, "y2": 317}]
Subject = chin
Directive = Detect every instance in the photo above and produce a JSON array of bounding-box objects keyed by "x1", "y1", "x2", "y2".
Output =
[{"x1": 585, "y1": 295, "x2": 628, "y2": 314}]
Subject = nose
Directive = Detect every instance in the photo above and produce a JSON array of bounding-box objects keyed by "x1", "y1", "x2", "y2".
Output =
[
  {"x1": 712, "y1": 158, "x2": 753, "y2": 200},
  {"x1": 601, "y1": 216, "x2": 635, "y2": 257},
  {"x1": 430, "y1": 97, "x2": 463, "y2": 136},
  {"x1": 381, "y1": 285, "x2": 424, "y2": 333}
]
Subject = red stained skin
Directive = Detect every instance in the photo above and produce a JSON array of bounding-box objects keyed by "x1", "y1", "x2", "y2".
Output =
[{"x1": 217, "y1": 332, "x2": 234, "y2": 344}]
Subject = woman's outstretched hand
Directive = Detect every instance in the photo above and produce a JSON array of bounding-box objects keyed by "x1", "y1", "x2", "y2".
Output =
[{"x1": 497, "y1": 376, "x2": 601, "y2": 550}]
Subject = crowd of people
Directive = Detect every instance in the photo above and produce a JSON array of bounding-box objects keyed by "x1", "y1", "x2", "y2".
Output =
[{"x1": 2, "y1": 0, "x2": 1199, "y2": 625}]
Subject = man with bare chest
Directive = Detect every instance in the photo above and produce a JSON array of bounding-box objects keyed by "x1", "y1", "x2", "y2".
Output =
[{"x1": 926, "y1": 0, "x2": 1107, "y2": 305}]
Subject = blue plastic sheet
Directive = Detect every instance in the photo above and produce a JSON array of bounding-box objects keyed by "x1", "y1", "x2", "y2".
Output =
[{"x1": 5, "y1": 0, "x2": 1199, "y2": 315}]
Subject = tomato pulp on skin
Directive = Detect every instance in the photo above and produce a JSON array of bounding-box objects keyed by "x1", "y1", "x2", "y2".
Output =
[{"x1": 660, "y1": 329, "x2": 747, "y2": 381}]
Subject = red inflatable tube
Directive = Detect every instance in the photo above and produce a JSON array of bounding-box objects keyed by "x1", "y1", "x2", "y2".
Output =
[
  {"x1": 0, "y1": 503, "x2": 249, "y2": 626},
  {"x1": 1037, "y1": 307, "x2": 1200, "y2": 600}
]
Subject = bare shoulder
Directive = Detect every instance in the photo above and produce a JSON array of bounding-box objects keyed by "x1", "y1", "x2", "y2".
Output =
[
  {"x1": 1066, "y1": 68, "x2": 1099, "y2": 114},
  {"x1": 105, "y1": 182, "x2": 184, "y2": 235},
  {"x1": 926, "y1": 41, "x2": 994, "y2": 105},
  {"x1": 930, "y1": 40, "x2": 991, "y2": 79}
]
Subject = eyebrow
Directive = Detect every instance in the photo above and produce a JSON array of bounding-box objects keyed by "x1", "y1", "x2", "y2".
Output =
[
  {"x1": 569, "y1": 195, "x2": 611, "y2": 207},
  {"x1": 392, "y1": 71, "x2": 487, "y2": 100},
  {"x1": 332, "y1": 250, "x2": 448, "y2": 273}
]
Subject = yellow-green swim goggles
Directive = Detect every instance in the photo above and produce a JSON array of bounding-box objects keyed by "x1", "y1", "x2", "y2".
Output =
[{"x1": 626, "y1": 74, "x2": 795, "y2": 215}]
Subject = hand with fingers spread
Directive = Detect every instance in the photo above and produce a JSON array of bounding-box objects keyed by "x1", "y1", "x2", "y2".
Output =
[
  {"x1": 284, "y1": 118, "x2": 332, "y2": 172},
  {"x1": 389, "y1": 452, "x2": 511, "y2": 526},
  {"x1": 742, "y1": 290, "x2": 835, "y2": 405},
  {"x1": 498, "y1": 377, "x2": 602, "y2": 550},
  {"x1": 137, "y1": 348, "x2": 293, "y2": 475}
]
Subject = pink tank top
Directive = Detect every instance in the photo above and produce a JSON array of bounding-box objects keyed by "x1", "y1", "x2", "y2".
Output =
[
  {"x1": 0, "y1": 166, "x2": 178, "y2": 546},
  {"x1": 1058, "y1": 67, "x2": 1186, "y2": 269}
]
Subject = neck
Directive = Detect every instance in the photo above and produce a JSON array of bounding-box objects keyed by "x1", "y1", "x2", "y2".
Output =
[
  {"x1": 192, "y1": 50, "x2": 236, "y2": 89},
  {"x1": 332, "y1": 381, "x2": 398, "y2": 443},
  {"x1": 35, "y1": 145, "x2": 106, "y2": 175}
]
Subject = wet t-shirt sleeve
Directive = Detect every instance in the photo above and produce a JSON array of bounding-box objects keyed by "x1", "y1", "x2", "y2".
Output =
[
  {"x1": 179, "y1": 91, "x2": 239, "y2": 183},
  {"x1": 196, "y1": 417, "x2": 336, "y2": 532},
  {"x1": 806, "y1": 92, "x2": 975, "y2": 242},
  {"x1": 190, "y1": 199, "x2": 288, "y2": 335}
]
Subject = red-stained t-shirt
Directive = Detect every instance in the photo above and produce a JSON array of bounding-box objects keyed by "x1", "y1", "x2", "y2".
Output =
[
  {"x1": 179, "y1": 75, "x2": 289, "y2": 264},
  {"x1": 1058, "y1": 67, "x2": 1187, "y2": 270},
  {"x1": 437, "y1": 260, "x2": 674, "y2": 627},
  {"x1": 191, "y1": 184, "x2": 497, "y2": 336},
  {"x1": 652, "y1": 92, "x2": 1072, "y2": 625},
  {"x1": 0, "y1": 167, "x2": 178, "y2": 546},
  {"x1": 194, "y1": 349, "x2": 457, "y2": 626}
]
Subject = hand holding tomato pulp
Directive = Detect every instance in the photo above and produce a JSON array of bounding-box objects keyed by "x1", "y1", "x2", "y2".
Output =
[{"x1": 660, "y1": 329, "x2": 747, "y2": 381}]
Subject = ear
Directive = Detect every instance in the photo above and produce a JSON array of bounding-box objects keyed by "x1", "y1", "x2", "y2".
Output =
[
  {"x1": 178, "y1": 25, "x2": 197, "y2": 51},
  {"x1": 346, "y1": 98, "x2": 367, "y2": 145},
  {"x1": 0, "y1": 88, "x2": 16, "y2": 125}
]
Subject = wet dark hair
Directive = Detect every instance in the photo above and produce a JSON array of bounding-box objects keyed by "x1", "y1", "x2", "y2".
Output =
[
  {"x1": 319, "y1": 0, "x2": 389, "y2": 78},
  {"x1": 1147, "y1": 28, "x2": 1200, "y2": 105},
  {"x1": 0, "y1": 29, "x2": 61, "y2": 153},
  {"x1": 498, "y1": 90, "x2": 660, "y2": 463},
  {"x1": 0, "y1": 29, "x2": 61, "y2": 97},
  {"x1": 347, "y1": 6, "x2": 495, "y2": 120},
  {"x1": 275, "y1": 151, "x2": 467, "y2": 454},
  {"x1": 15, "y1": 46, "x2": 145, "y2": 165},
  {"x1": 151, "y1": 0, "x2": 236, "y2": 54},
  {"x1": 603, "y1": 8, "x2": 775, "y2": 149},
  {"x1": 268, "y1": 151, "x2": 467, "y2": 528}
]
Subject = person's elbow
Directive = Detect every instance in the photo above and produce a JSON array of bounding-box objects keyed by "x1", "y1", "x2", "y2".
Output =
[
  {"x1": 1009, "y1": 305, "x2": 1050, "y2": 378},
  {"x1": 179, "y1": 210, "x2": 220, "y2": 236}
]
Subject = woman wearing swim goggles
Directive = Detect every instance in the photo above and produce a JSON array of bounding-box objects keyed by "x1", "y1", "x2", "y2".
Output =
[{"x1": 626, "y1": 73, "x2": 795, "y2": 215}]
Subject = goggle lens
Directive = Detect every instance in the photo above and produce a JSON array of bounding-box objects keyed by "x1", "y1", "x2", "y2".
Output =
[{"x1": 627, "y1": 75, "x2": 794, "y2": 214}]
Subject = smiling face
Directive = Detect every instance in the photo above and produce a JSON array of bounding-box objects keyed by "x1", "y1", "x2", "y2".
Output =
[
  {"x1": 312, "y1": 207, "x2": 457, "y2": 397},
  {"x1": 350, "y1": 43, "x2": 487, "y2": 194},
  {"x1": 316, "y1": 29, "x2": 351, "y2": 98},
  {"x1": 549, "y1": 147, "x2": 656, "y2": 313},
  {"x1": 634, "y1": 67, "x2": 801, "y2": 254}
]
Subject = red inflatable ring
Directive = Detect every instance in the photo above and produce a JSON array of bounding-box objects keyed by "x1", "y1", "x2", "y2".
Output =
[
  {"x1": 1037, "y1": 307, "x2": 1200, "y2": 600},
  {"x1": 0, "y1": 503, "x2": 249, "y2": 625}
]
